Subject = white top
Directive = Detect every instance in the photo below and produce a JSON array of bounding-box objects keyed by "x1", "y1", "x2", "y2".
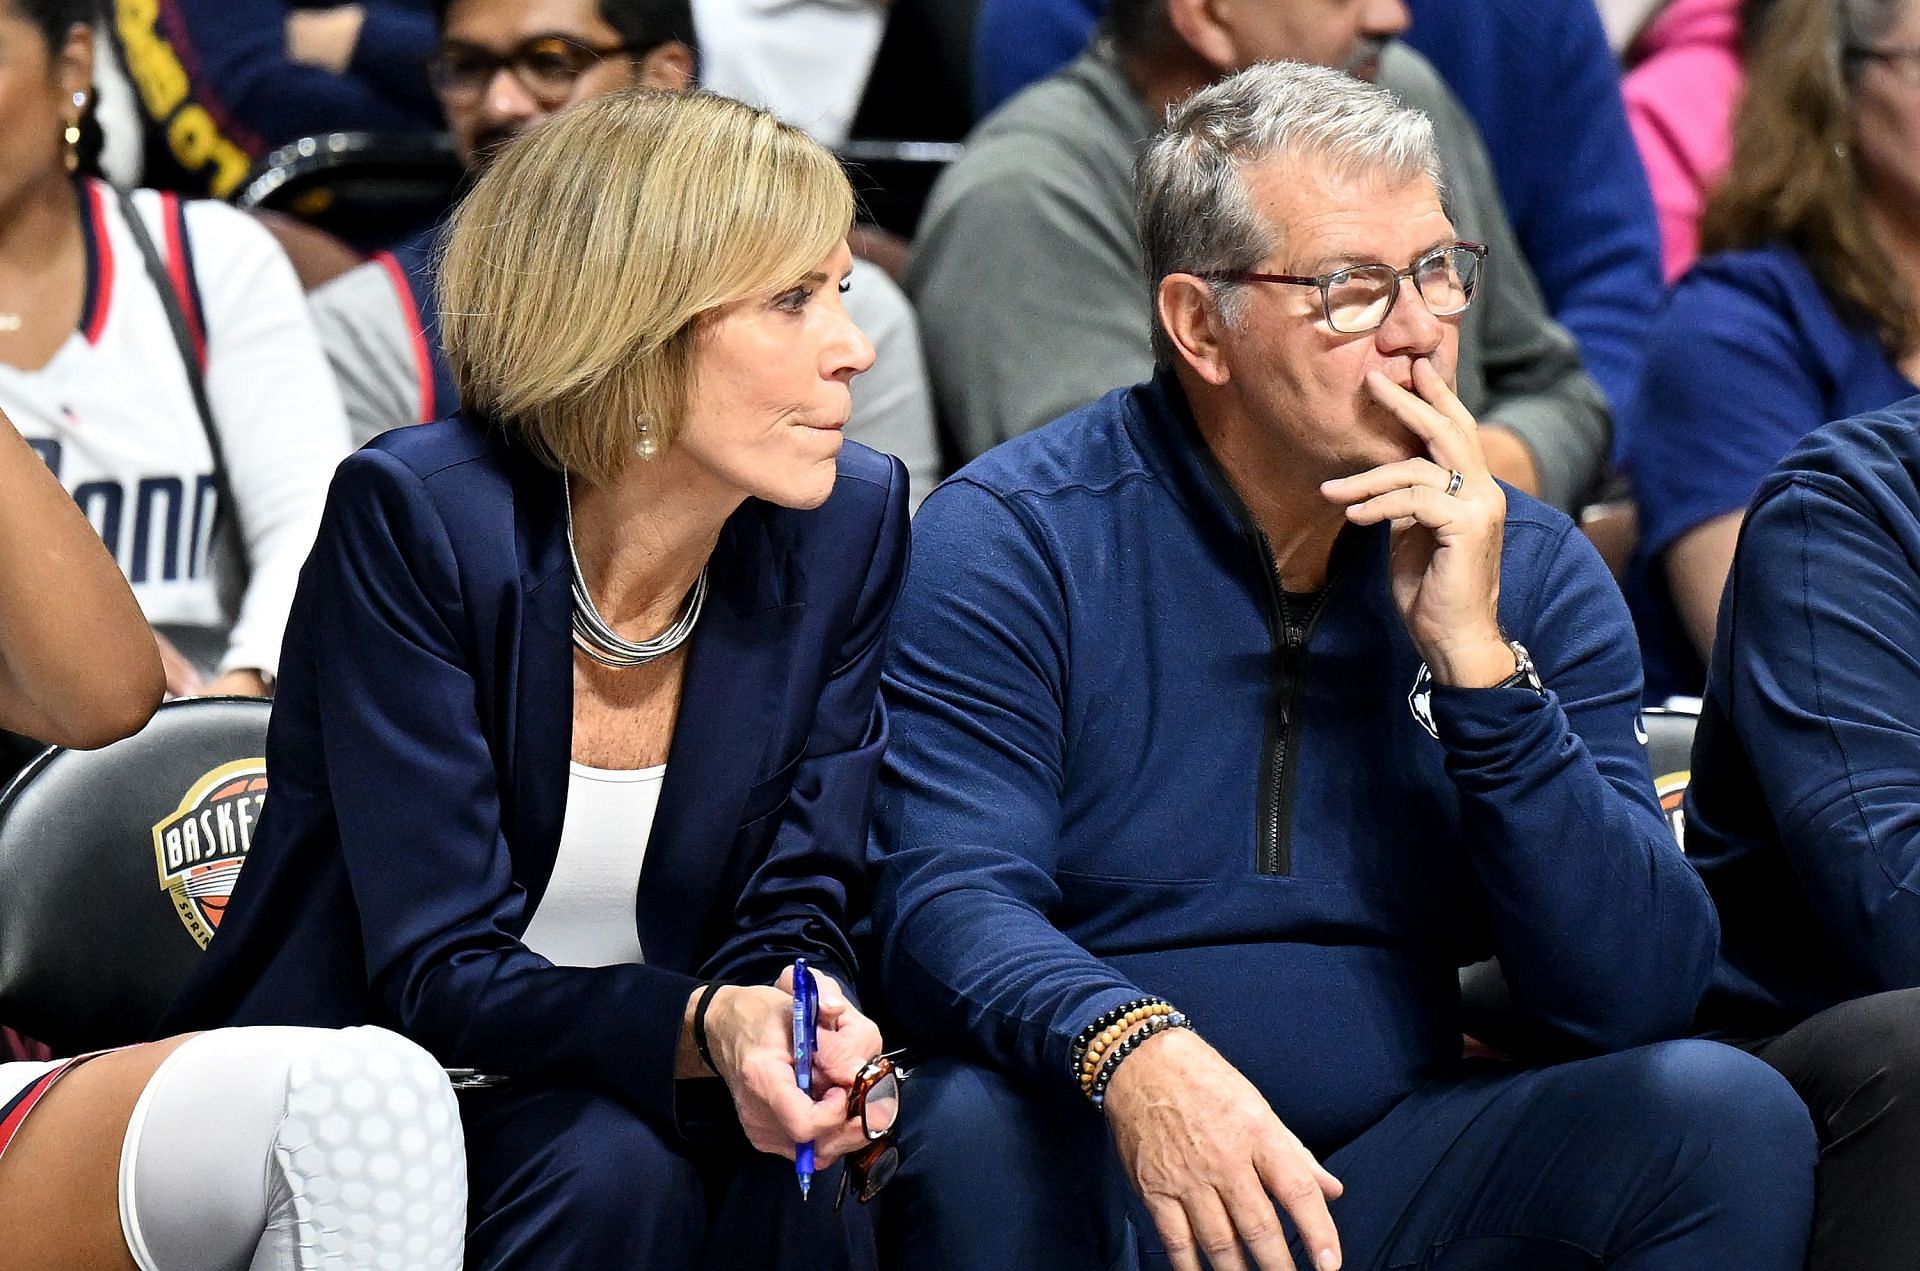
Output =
[
  {"x1": 518, "y1": 763, "x2": 666, "y2": 967},
  {"x1": 0, "y1": 1058, "x2": 64, "y2": 1114},
  {"x1": 692, "y1": 0, "x2": 888, "y2": 147},
  {"x1": 0, "y1": 182, "x2": 352, "y2": 676}
]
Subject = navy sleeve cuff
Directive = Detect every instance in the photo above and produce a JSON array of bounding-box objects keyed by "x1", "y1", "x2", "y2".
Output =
[{"x1": 1430, "y1": 684, "x2": 1564, "y2": 775}]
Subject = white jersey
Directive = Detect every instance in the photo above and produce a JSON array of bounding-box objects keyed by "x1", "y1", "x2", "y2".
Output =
[{"x1": 0, "y1": 181, "x2": 352, "y2": 676}]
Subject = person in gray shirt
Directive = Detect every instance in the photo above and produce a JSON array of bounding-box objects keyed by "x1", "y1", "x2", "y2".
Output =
[
  {"x1": 909, "y1": 0, "x2": 1610, "y2": 513},
  {"x1": 309, "y1": 0, "x2": 941, "y2": 510}
]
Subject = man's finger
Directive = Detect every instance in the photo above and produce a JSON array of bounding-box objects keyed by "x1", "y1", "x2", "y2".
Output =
[
  {"x1": 1255, "y1": 1150, "x2": 1341, "y2": 1271},
  {"x1": 1411, "y1": 355, "x2": 1477, "y2": 434},
  {"x1": 1222, "y1": 1175, "x2": 1298, "y2": 1271},
  {"x1": 1320, "y1": 458, "x2": 1450, "y2": 505},
  {"x1": 1186, "y1": 1191, "x2": 1252, "y2": 1271},
  {"x1": 1341, "y1": 486, "x2": 1457, "y2": 530},
  {"x1": 1365, "y1": 371, "x2": 1478, "y2": 473},
  {"x1": 1148, "y1": 1197, "x2": 1206, "y2": 1271}
]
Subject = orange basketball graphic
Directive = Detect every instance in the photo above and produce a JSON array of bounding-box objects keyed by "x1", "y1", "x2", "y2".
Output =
[{"x1": 151, "y1": 760, "x2": 269, "y2": 948}]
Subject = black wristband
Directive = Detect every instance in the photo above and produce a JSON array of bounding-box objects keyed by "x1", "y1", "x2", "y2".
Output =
[{"x1": 692, "y1": 982, "x2": 726, "y2": 1077}]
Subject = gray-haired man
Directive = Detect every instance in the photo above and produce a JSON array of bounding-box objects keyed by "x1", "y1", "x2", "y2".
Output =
[
  {"x1": 871, "y1": 62, "x2": 1816, "y2": 1271},
  {"x1": 909, "y1": 0, "x2": 1607, "y2": 515}
]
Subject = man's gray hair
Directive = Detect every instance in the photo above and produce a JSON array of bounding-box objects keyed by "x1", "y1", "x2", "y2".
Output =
[{"x1": 1136, "y1": 61, "x2": 1446, "y2": 367}]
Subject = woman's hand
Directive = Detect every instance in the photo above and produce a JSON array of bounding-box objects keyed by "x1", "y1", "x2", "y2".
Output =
[
  {"x1": 695, "y1": 984, "x2": 871, "y2": 1165},
  {"x1": 773, "y1": 965, "x2": 885, "y2": 1091}
]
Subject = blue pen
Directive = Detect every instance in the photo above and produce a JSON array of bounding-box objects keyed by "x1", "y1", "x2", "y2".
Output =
[{"x1": 792, "y1": 957, "x2": 818, "y2": 1200}]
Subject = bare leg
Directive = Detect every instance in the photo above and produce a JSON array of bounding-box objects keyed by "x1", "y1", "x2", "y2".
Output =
[{"x1": 0, "y1": 1035, "x2": 197, "y2": 1271}]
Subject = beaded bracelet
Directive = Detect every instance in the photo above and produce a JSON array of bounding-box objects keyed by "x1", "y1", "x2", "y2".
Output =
[
  {"x1": 1078, "y1": 1002, "x2": 1177, "y2": 1093},
  {"x1": 1071, "y1": 997, "x2": 1174, "y2": 1085},
  {"x1": 1089, "y1": 1011, "x2": 1192, "y2": 1108}
]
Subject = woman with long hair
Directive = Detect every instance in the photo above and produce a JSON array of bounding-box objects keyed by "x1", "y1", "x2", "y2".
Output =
[{"x1": 1624, "y1": 0, "x2": 1920, "y2": 700}]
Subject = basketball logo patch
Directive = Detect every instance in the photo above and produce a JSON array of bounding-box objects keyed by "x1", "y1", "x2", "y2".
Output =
[
  {"x1": 1656, "y1": 769, "x2": 1690, "y2": 850},
  {"x1": 151, "y1": 759, "x2": 267, "y2": 948}
]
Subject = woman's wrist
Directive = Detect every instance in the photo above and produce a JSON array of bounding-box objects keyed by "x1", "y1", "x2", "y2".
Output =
[{"x1": 677, "y1": 984, "x2": 731, "y2": 1079}]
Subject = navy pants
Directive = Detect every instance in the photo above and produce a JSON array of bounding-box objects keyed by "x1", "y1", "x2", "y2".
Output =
[
  {"x1": 883, "y1": 1041, "x2": 1815, "y2": 1270},
  {"x1": 459, "y1": 1085, "x2": 878, "y2": 1270}
]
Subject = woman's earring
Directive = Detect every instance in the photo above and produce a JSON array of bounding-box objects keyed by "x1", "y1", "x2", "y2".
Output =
[
  {"x1": 635, "y1": 418, "x2": 659, "y2": 460},
  {"x1": 63, "y1": 93, "x2": 86, "y2": 174}
]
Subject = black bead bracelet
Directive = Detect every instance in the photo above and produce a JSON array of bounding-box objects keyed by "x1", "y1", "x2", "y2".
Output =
[{"x1": 1089, "y1": 1011, "x2": 1192, "y2": 1108}]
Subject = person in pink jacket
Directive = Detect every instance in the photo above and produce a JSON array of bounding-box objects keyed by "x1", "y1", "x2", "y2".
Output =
[{"x1": 1624, "y1": 0, "x2": 1756, "y2": 279}]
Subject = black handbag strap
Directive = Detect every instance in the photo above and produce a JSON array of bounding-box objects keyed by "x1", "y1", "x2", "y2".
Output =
[{"x1": 111, "y1": 187, "x2": 248, "y2": 567}]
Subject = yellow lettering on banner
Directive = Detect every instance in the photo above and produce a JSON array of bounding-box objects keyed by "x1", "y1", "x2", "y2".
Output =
[
  {"x1": 115, "y1": 0, "x2": 255, "y2": 196},
  {"x1": 115, "y1": 0, "x2": 188, "y2": 117},
  {"x1": 166, "y1": 107, "x2": 252, "y2": 198}
]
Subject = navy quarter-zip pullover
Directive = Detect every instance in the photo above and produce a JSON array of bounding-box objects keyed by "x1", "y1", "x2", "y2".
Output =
[{"x1": 870, "y1": 373, "x2": 1715, "y2": 1153}]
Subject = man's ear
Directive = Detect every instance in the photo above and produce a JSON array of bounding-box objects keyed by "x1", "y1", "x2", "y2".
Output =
[
  {"x1": 1163, "y1": 0, "x2": 1238, "y2": 74},
  {"x1": 636, "y1": 39, "x2": 696, "y2": 92},
  {"x1": 1158, "y1": 273, "x2": 1233, "y2": 386}
]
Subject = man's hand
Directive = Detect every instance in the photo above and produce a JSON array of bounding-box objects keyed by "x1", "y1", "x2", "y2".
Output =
[
  {"x1": 1320, "y1": 358, "x2": 1515, "y2": 688},
  {"x1": 1104, "y1": 1028, "x2": 1343, "y2": 1271}
]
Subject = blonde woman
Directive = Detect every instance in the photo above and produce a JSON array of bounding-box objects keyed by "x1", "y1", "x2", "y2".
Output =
[{"x1": 161, "y1": 89, "x2": 906, "y2": 1269}]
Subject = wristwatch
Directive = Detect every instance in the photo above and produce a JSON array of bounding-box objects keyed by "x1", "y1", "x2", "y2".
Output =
[{"x1": 1493, "y1": 640, "x2": 1544, "y2": 695}]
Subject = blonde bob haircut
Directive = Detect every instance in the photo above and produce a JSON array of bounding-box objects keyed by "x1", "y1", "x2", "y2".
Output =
[{"x1": 438, "y1": 89, "x2": 855, "y2": 484}]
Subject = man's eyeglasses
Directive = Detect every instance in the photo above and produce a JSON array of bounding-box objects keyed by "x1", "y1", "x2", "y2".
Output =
[
  {"x1": 834, "y1": 1052, "x2": 909, "y2": 1212},
  {"x1": 1206, "y1": 241, "x2": 1488, "y2": 335},
  {"x1": 427, "y1": 35, "x2": 640, "y2": 106}
]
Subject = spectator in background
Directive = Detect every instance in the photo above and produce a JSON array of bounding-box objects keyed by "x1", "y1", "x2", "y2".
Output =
[
  {"x1": 693, "y1": 0, "x2": 888, "y2": 147},
  {"x1": 109, "y1": 0, "x2": 442, "y2": 197},
  {"x1": 309, "y1": 0, "x2": 940, "y2": 508},
  {"x1": 969, "y1": 0, "x2": 1663, "y2": 423},
  {"x1": 918, "y1": 0, "x2": 1610, "y2": 514},
  {"x1": 1685, "y1": 397, "x2": 1920, "y2": 1271},
  {"x1": 1624, "y1": 0, "x2": 1920, "y2": 701},
  {"x1": 0, "y1": 0, "x2": 351, "y2": 700},
  {"x1": 1623, "y1": 0, "x2": 1782, "y2": 281},
  {"x1": 1400, "y1": 0, "x2": 1663, "y2": 427}
]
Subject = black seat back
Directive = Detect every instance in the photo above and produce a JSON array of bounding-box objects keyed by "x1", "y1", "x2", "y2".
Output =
[
  {"x1": 234, "y1": 131, "x2": 464, "y2": 252},
  {"x1": 1643, "y1": 703, "x2": 1701, "y2": 847},
  {"x1": 0, "y1": 698, "x2": 271, "y2": 1053}
]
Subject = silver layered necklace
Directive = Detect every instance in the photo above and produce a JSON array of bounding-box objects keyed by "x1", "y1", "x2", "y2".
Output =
[{"x1": 563, "y1": 471, "x2": 708, "y2": 668}]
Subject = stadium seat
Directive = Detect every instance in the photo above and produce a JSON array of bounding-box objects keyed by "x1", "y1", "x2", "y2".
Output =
[
  {"x1": 1643, "y1": 702, "x2": 1700, "y2": 847},
  {"x1": 234, "y1": 131, "x2": 464, "y2": 253},
  {"x1": 1458, "y1": 700, "x2": 1703, "y2": 1056},
  {"x1": 0, "y1": 697, "x2": 271, "y2": 1054},
  {"x1": 837, "y1": 138, "x2": 963, "y2": 240}
]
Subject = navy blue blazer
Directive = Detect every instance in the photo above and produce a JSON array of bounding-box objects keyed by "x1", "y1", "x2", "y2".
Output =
[{"x1": 161, "y1": 416, "x2": 910, "y2": 1131}]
